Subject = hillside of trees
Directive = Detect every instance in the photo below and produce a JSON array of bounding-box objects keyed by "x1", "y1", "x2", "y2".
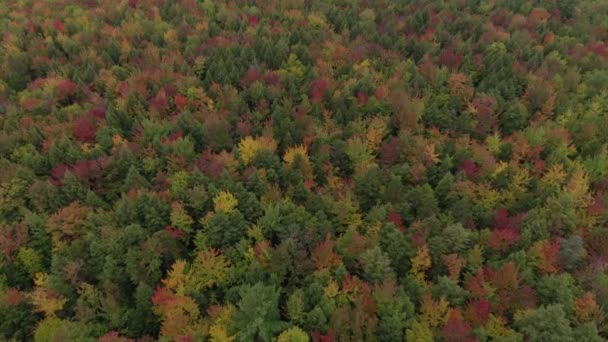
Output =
[{"x1": 1, "y1": 0, "x2": 608, "y2": 341}]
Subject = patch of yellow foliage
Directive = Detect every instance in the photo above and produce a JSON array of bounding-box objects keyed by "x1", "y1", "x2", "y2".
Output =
[
  {"x1": 237, "y1": 136, "x2": 278, "y2": 165},
  {"x1": 283, "y1": 145, "x2": 309, "y2": 166},
  {"x1": 213, "y1": 191, "x2": 238, "y2": 213}
]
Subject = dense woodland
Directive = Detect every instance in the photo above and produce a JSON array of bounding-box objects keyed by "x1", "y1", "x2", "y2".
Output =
[{"x1": 1, "y1": 0, "x2": 608, "y2": 341}]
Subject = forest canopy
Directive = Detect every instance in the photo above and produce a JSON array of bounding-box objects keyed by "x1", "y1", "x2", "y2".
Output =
[{"x1": 1, "y1": 0, "x2": 608, "y2": 341}]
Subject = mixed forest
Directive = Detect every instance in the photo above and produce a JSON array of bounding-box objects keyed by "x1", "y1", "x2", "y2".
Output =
[{"x1": 1, "y1": 0, "x2": 608, "y2": 341}]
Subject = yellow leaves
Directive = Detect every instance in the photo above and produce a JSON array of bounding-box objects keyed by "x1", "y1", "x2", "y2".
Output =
[
  {"x1": 213, "y1": 191, "x2": 238, "y2": 214},
  {"x1": 565, "y1": 167, "x2": 592, "y2": 207},
  {"x1": 420, "y1": 293, "x2": 449, "y2": 328},
  {"x1": 491, "y1": 161, "x2": 508, "y2": 179},
  {"x1": 163, "y1": 28, "x2": 178, "y2": 46},
  {"x1": 209, "y1": 305, "x2": 236, "y2": 342},
  {"x1": 283, "y1": 145, "x2": 309, "y2": 166},
  {"x1": 237, "y1": 136, "x2": 278, "y2": 165},
  {"x1": 287, "y1": 53, "x2": 305, "y2": 79},
  {"x1": 411, "y1": 245, "x2": 432, "y2": 281},
  {"x1": 424, "y1": 143, "x2": 440, "y2": 164},
  {"x1": 112, "y1": 134, "x2": 126, "y2": 147},
  {"x1": 29, "y1": 273, "x2": 67, "y2": 317},
  {"x1": 80, "y1": 143, "x2": 99, "y2": 154},
  {"x1": 34, "y1": 272, "x2": 47, "y2": 287},
  {"x1": 475, "y1": 182, "x2": 500, "y2": 210},
  {"x1": 542, "y1": 163, "x2": 566, "y2": 186},
  {"x1": 466, "y1": 245, "x2": 485, "y2": 271},
  {"x1": 170, "y1": 202, "x2": 194, "y2": 233},
  {"x1": 188, "y1": 249, "x2": 231, "y2": 291},
  {"x1": 406, "y1": 320, "x2": 434, "y2": 342},
  {"x1": 509, "y1": 166, "x2": 531, "y2": 194},
  {"x1": 209, "y1": 324, "x2": 235, "y2": 342},
  {"x1": 485, "y1": 315, "x2": 521, "y2": 340},
  {"x1": 163, "y1": 260, "x2": 188, "y2": 296},
  {"x1": 486, "y1": 132, "x2": 502, "y2": 155},
  {"x1": 324, "y1": 280, "x2": 339, "y2": 298},
  {"x1": 308, "y1": 13, "x2": 329, "y2": 30},
  {"x1": 345, "y1": 136, "x2": 375, "y2": 174},
  {"x1": 163, "y1": 249, "x2": 231, "y2": 297},
  {"x1": 353, "y1": 59, "x2": 371, "y2": 74}
]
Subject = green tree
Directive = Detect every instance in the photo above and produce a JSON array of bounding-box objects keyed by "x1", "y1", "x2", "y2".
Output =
[
  {"x1": 231, "y1": 282, "x2": 288, "y2": 341},
  {"x1": 514, "y1": 305, "x2": 575, "y2": 342}
]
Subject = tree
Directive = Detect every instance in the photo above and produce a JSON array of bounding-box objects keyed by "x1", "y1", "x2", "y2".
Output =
[
  {"x1": 278, "y1": 327, "x2": 309, "y2": 342},
  {"x1": 406, "y1": 320, "x2": 433, "y2": 342},
  {"x1": 231, "y1": 282, "x2": 287, "y2": 341},
  {"x1": 514, "y1": 305, "x2": 575, "y2": 342},
  {"x1": 360, "y1": 246, "x2": 395, "y2": 284}
]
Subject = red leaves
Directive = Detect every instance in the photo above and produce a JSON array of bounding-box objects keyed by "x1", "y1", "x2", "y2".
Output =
[
  {"x1": 486, "y1": 208, "x2": 522, "y2": 252},
  {"x1": 53, "y1": 19, "x2": 66, "y2": 33},
  {"x1": 247, "y1": 15, "x2": 259, "y2": 26},
  {"x1": 128, "y1": 0, "x2": 138, "y2": 9},
  {"x1": 49, "y1": 157, "x2": 111, "y2": 190},
  {"x1": 174, "y1": 95, "x2": 188, "y2": 111},
  {"x1": 441, "y1": 309, "x2": 474, "y2": 342},
  {"x1": 311, "y1": 79, "x2": 328, "y2": 104},
  {"x1": 55, "y1": 79, "x2": 76, "y2": 101},
  {"x1": 98, "y1": 331, "x2": 132, "y2": 342},
  {"x1": 379, "y1": 137, "x2": 400, "y2": 167},
  {"x1": 375, "y1": 86, "x2": 387, "y2": 100},
  {"x1": 73, "y1": 116, "x2": 97, "y2": 143},
  {"x1": 588, "y1": 198, "x2": 605, "y2": 216},
  {"x1": 150, "y1": 89, "x2": 169, "y2": 114},
  {"x1": 312, "y1": 330, "x2": 336, "y2": 342},
  {"x1": 356, "y1": 91, "x2": 369, "y2": 105},
  {"x1": 50, "y1": 163, "x2": 69, "y2": 186},
  {"x1": 164, "y1": 226, "x2": 184, "y2": 239},
  {"x1": 387, "y1": 208, "x2": 405, "y2": 232},
  {"x1": 0, "y1": 224, "x2": 28, "y2": 262},
  {"x1": 192, "y1": 150, "x2": 226, "y2": 179},
  {"x1": 6, "y1": 288, "x2": 24, "y2": 306},
  {"x1": 465, "y1": 299, "x2": 491, "y2": 326},
  {"x1": 459, "y1": 159, "x2": 478, "y2": 179},
  {"x1": 489, "y1": 262, "x2": 519, "y2": 290},
  {"x1": 88, "y1": 107, "x2": 106, "y2": 120},
  {"x1": 240, "y1": 68, "x2": 263, "y2": 88},
  {"x1": 440, "y1": 47, "x2": 464, "y2": 70}
]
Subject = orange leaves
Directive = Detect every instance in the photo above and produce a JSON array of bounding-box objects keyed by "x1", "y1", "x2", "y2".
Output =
[
  {"x1": 312, "y1": 233, "x2": 342, "y2": 271},
  {"x1": 283, "y1": 145, "x2": 309, "y2": 166},
  {"x1": 47, "y1": 201, "x2": 90, "y2": 247},
  {"x1": 448, "y1": 73, "x2": 474, "y2": 102},
  {"x1": 530, "y1": 239, "x2": 560, "y2": 274},
  {"x1": 151, "y1": 287, "x2": 202, "y2": 340},
  {"x1": 575, "y1": 292, "x2": 602, "y2": 323},
  {"x1": 365, "y1": 116, "x2": 388, "y2": 152},
  {"x1": 443, "y1": 253, "x2": 466, "y2": 281}
]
